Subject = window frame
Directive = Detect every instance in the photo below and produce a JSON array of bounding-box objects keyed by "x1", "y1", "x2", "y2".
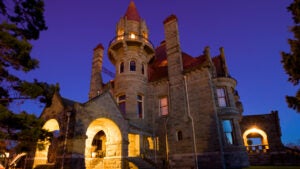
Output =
[
  {"x1": 130, "y1": 60, "x2": 136, "y2": 72},
  {"x1": 118, "y1": 94, "x2": 126, "y2": 114},
  {"x1": 217, "y1": 87, "x2": 228, "y2": 107},
  {"x1": 222, "y1": 119, "x2": 235, "y2": 145},
  {"x1": 159, "y1": 96, "x2": 168, "y2": 116},
  {"x1": 137, "y1": 94, "x2": 144, "y2": 118},
  {"x1": 120, "y1": 62, "x2": 124, "y2": 73}
]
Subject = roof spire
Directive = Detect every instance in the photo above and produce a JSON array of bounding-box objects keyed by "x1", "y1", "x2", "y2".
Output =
[{"x1": 124, "y1": 0, "x2": 141, "y2": 22}]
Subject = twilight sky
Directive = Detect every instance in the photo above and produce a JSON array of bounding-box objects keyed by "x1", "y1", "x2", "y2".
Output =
[{"x1": 15, "y1": 0, "x2": 300, "y2": 144}]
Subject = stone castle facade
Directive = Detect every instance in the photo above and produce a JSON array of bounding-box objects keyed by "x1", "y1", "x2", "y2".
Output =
[{"x1": 26, "y1": 1, "x2": 255, "y2": 169}]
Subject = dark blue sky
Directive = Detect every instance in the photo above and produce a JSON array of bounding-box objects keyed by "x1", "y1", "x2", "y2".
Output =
[{"x1": 15, "y1": 0, "x2": 299, "y2": 144}]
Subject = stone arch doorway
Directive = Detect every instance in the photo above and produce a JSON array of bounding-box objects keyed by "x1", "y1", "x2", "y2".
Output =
[
  {"x1": 91, "y1": 130, "x2": 106, "y2": 158},
  {"x1": 34, "y1": 119, "x2": 60, "y2": 167},
  {"x1": 243, "y1": 128, "x2": 269, "y2": 152},
  {"x1": 85, "y1": 118, "x2": 123, "y2": 169}
]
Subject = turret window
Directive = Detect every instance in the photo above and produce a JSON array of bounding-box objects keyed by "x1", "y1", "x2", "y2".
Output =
[
  {"x1": 217, "y1": 88, "x2": 228, "y2": 107},
  {"x1": 118, "y1": 95, "x2": 126, "y2": 114},
  {"x1": 137, "y1": 95, "x2": 143, "y2": 118},
  {"x1": 120, "y1": 62, "x2": 124, "y2": 73},
  {"x1": 130, "y1": 61, "x2": 136, "y2": 71},
  {"x1": 141, "y1": 64, "x2": 145, "y2": 75}
]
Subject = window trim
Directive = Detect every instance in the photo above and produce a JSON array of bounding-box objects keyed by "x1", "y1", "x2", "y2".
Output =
[
  {"x1": 118, "y1": 94, "x2": 126, "y2": 114},
  {"x1": 217, "y1": 87, "x2": 228, "y2": 107},
  {"x1": 120, "y1": 62, "x2": 124, "y2": 73},
  {"x1": 129, "y1": 60, "x2": 136, "y2": 72},
  {"x1": 137, "y1": 94, "x2": 144, "y2": 118},
  {"x1": 222, "y1": 119, "x2": 235, "y2": 145},
  {"x1": 159, "y1": 96, "x2": 168, "y2": 116}
]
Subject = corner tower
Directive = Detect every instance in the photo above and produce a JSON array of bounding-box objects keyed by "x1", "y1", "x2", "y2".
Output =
[{"x1": 108, "y1": 1, "x2": 154, "y2": 120}]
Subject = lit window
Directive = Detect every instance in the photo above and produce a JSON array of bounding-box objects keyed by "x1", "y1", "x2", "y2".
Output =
[
  {"x1": 120, "y1": 62, "x2": 124, "y2": 73},
  {"x1": 118, "y1": 95, "x2": 126, "y2": 114},
  {"x1": 130, "y1": 61, "x2": 136, "y2": 71},
  {"x1": 217, "y1": 88, "x2": 228, "y2": 107},
  {"x1": 159, "y1": 97, "x2": 168, "y2": 116},
  {"x1": 177, "y1": 131, "x2": 183, "y2": 141},
  {"x1": 222, "y1": 120, "x2": 234, "y2": 145},
  {"x1": 137, "y1": 95, "x2": 143, "y2": 118},
  {"x1": 130, "y1": 33, "x2": 136, "y2": 39}
]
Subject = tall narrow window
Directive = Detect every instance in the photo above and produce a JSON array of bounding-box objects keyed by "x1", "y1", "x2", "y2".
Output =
[
  {"x1": 217, "y1": 88, "x2": 227, "y2": 107},
  {"x1": 159, "y1": 97, "x2": 168, "y2": 116},
  {"x1": 130, "y1": 61, "x2": 136, "y2": 71},
  {"x1": 137, "y1": 95, "x2": 143, "y2": 118},
  {"x1": 222, "y1": 120, "x2": 234, "y2": 145},
  {"x1": 120, "y1": 62, "x2": 124, "y2": 73},
  {"x1": 177, "y1": 131, "x2": 183, "y2": 141},
  {"x1": 118, "y1": 95, "x2": 126, "y2": 114},
  {"x1": 141, "y1": 64, "x2": 145, "y2": 75}
]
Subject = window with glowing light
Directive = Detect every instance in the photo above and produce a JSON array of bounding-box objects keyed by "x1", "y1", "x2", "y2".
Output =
[
  {"x1": 130, "y1": 33, "x2": 136, "y2": 39},
  {"x1": 118, "y1": 95, "x2": 126, "y2": 114},
  {"x1": 159, "y1": 97, "x2": 168, "y2": 116},
  {"x1": 222, "y1": 120, "x2": 234, "y2": 145},
  {"x1": 137, "y1": 95, "x2": 143, "y2": 118},
  {"x1": 217, "y1": 88, "x2": 228, "y2": 107},
  {"x1": 130, "y1": 61, "x2": 136, "y2": 71},
  {"x1": 120, "y1": 62, "x2": 124, "y2": 73}
]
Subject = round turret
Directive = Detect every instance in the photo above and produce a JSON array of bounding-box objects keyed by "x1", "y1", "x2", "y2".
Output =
[{"x1": 108, "y1": 1, "x2": 154, "y2": 120}]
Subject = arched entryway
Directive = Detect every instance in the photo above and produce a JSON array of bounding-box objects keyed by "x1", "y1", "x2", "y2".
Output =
[
  {"x1": 243, "y1": 127, "x2": 269, "y2": 153},
  {"x1": 91, "y1": 130, "x2": 106, "y2": 158},
  {"x1": 85, "y1": 118, "x2": 122, "y2": 169},
  {"x1": 33, "y1": 119, "x2": 60, "y2": 167}
]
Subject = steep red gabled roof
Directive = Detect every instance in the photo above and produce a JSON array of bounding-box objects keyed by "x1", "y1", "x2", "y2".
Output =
[
  {"x1": 124, "y1": 0, "x2": 141, "y2": 22},
  {"x1": 148, "y1": 43, "x2": 208, "y2": 82}
]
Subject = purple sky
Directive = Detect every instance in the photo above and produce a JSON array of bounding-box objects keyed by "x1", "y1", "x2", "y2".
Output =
[{"x1": 15, "y1": 0, "x2": 300, "y2": 144}]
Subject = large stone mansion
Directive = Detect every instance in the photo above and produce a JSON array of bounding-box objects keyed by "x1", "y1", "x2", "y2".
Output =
[{"x1": 22, "y1": 1, "x2": 293, "y2": 169}]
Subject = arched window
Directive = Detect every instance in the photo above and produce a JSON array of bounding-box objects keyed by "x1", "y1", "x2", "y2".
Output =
[
  {"x1": 120, "y1": 62, "x2": 124, "y2": 73},
  {"x1": 130, "y1": 61, "x2": 136, "y2": 71}
]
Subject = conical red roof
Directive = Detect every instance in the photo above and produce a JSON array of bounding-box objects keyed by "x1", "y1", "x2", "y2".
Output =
[{"x1": 124, "y1": 0, "x2": 141, "y2": 22}]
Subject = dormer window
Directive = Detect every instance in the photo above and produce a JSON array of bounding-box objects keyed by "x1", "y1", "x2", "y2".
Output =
[{"x1": 130, "y1": 61, "x2": 136, "y2": 71}]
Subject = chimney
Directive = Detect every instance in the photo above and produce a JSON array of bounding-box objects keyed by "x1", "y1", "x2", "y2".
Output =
[
  {"x1": 163, "y1": 15, "x2": 183, "y2": 81},
  {"x1": 89, "y1": 43, "x2": 104, "y2": 99}
]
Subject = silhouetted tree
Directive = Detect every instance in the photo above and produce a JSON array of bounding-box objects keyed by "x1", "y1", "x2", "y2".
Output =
[
  {"x1": 0, "y1": 0, "x2": 56, "y2": 152},
  {"x1": 281, "y1": 0, "x2": 300, "y2": 113}
]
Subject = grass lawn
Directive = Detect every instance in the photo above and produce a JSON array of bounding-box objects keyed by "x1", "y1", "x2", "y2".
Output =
[{"x1": 244, "y1": 166, "x2": 300, "y2": 169}]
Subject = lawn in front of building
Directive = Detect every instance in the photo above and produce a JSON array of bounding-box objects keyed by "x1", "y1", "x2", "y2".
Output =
[{"x1": 244, "y1": 166, "x2": 300, "y2": 169}]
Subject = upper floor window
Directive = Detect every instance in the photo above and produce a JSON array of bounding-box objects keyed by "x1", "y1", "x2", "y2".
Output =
[
  {"x1": 120, "y1": 62, "x2": 124, "y2": 73},
  {"x1": 217, "y1": 88, "x2": 228, "y2": 107},
  {"x1": 141, "y1": 64, "x2": 145, "y2": 75},
  {"x1": 118, "y1": 95, "x2": 126, "y2": 114},
  {"x1": 130, "y1": 61, "x2": 136, "y2": 71},
  {"x1": 222, "y1": 120, "x2": 234, "y2": 145},
  {"x1": 177, "y1": 131, "x2": 183, "y2": 141},
  {"x1": 137, "y1": 95, "x2": 143, "y2": 118},
  {"x1": 159, "y1": 97, "x2": 168, "y2": 116}
]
